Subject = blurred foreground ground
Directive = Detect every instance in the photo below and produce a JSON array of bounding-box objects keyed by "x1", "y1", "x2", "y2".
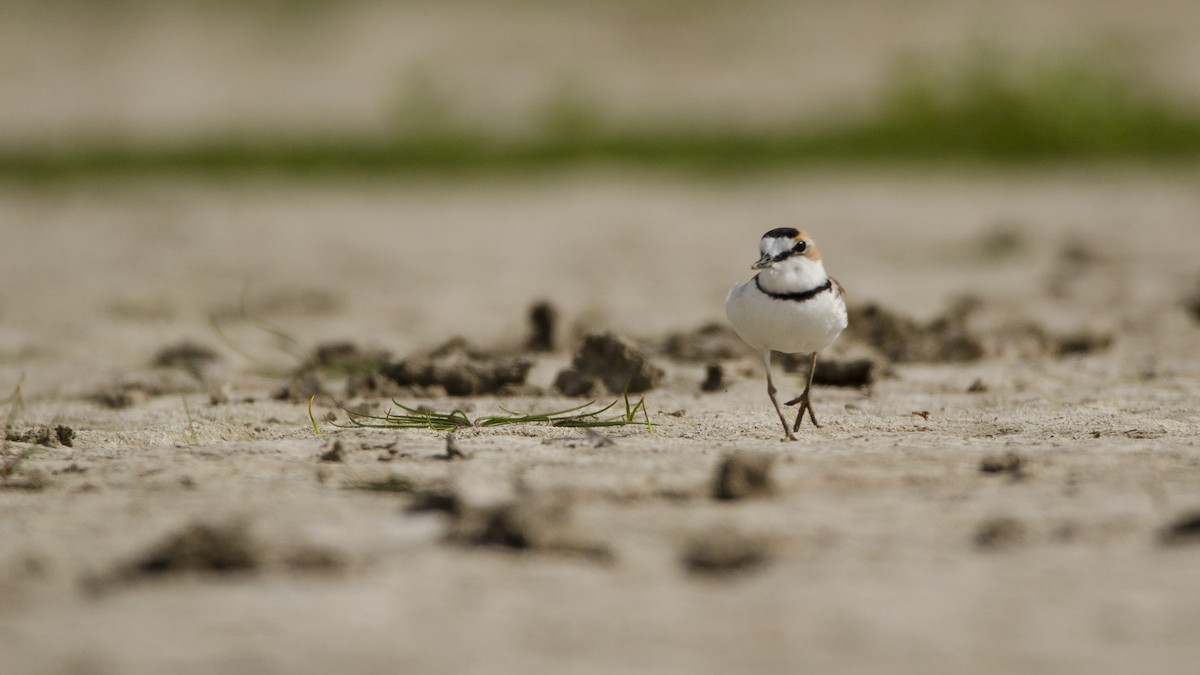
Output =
[{"x1": 1, "y1": 170, "x2": 1199, "y2": 673}]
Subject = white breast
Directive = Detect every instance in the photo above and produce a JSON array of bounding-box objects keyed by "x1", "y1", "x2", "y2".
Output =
[{"x1": 725, "y1": 277, "x2": 847, "y2": 355}]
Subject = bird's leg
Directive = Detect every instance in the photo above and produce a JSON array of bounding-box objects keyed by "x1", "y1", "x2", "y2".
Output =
[
  {"x1": 763, "y1": 351, "x2": 796, "y2": 441},
  {"x1": 786, "y1": 352, "x2": 822, "y2": 430}
]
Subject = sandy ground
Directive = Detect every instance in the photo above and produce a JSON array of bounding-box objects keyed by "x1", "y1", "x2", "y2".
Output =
[{"x1": 1, "y1": 169, "x2": 1199, "y2": 673}]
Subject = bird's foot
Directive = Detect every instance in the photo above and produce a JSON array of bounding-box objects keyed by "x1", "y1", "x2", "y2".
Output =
[{"x1": 786, "y1": 392, "x2": 822, "y2": 431}]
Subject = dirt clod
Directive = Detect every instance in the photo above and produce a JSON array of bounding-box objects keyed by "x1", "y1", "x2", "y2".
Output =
[
  {"x1": 700, "y1": 363, "x2": 724, "y2": 392},
  {"x1": 662, "y1": 322, "x2": 746, "y2": 362},
  {"x1": 274, "y1": 371, "x2": 325, "y2": 402},
  {"x1": 6, "y1": 425, "x2": 73, "y2": 450},
  {"x1": 319, "y1": 441, "x2": 345, "y2": 463},
  {"x1": 979, "y1": 451, "x2": 1025, "y2": 477},
  {"x1": 526, "y1": 301, "x2": 559, "y2": 352},
  {"x1": 153, "y1": 341, "x2": 219, "y2": 374},
  {"x1": 344, "y1": 371, "x2": 411, "y2": 399},
  {"x1": 1186, "y1": 282, "x2": 1200, "y2": 321},
  {"x1": 816, "y1": 355, "x2": 873, "y2": 386},
  {"x1": 986, "y1": 320, "x2": 1114, "y2": 359},
  {"x1": 814, "y1": 358, "x2": 874, "y2": 387},
  {"x1": 311, "y1": 341, "x2": 390, "y2": 374},
  {"x1": 552, "y1": 369, "x2": 602, "y2": 397},
  {"x1": 682, "y1": 526, "x2": 770, "y2": 575},
  {"x1": 1053, "y1": 331, "x2": 1113, "y2": 356},
  {"x1": 92, "y1": 387, "x2": 144, "y2": 409},
  {"x1": 407, "y1": 487, "x2": 461, "y2": 515},
  {"x1": 967, "y1": 378, "x2": 988, "y2": 393},
  {"x1": 974, "y1": 517, "x2": 1026, "y2": 549},
  {"x1": 6, "y1": 426, "x2": 58, "y2": 447},
  {"x1": 55, "y1": 425, "x2": 75, "y2": 447},
  {"x1": 129, "y1": 522, "x2": 261, "y2": 577},
  {"x1": 779, "y1": 353, "x2": 877, "y2": 387},
  {"x1": 381, "y1": 340, "x2": 533, "y2": 397},
  {"x1": 1, "y1": 462, "x2": 46, "y2": 490},
  {"x1": 554, "y1": 333, "x2": 664, "y2": 396},
  {"x1": 1159, "y1": 511, "x2": 1200, "y2": 545},
  {"x1": 847, "y1": 302, "x2": 983, "y2": 363},
  {"x1": 447, "y1": 495, "x2": 610, "y2": 560},
  {"x1": 713, "y1": 453, "x2": 776, "y2": 501}
]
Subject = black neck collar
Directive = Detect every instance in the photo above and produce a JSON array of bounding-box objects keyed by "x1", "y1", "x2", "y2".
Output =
[{"x1": 754, "y1": 276, "x2": 833, "y2": 303}]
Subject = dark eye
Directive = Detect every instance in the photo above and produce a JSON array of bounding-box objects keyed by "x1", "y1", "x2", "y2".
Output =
[{"x1": 793, "y1": 240, "x2": 807, "y2": 253}]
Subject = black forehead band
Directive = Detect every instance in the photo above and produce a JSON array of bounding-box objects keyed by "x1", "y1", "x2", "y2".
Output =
[{"x1": 763, "y1": 227, "x2": 799, "y2": 239}]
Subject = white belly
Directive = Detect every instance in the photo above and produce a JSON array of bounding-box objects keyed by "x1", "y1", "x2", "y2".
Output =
[{"x1": 725, "y1": 279, "x2": 847, "y2": 354}]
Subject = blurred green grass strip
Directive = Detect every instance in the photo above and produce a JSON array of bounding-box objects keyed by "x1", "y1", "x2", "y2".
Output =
[
  {"x1": 3, "y1": 53, "x2": 1200, "y2": 179},
  {"x1": 824, "y1": 52, "x2": 1200, "y2": 160}
]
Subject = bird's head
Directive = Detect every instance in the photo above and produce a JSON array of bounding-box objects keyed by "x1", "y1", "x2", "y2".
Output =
[{"x1": 752, "y1": 227, "x2": 821, "y2": 270}]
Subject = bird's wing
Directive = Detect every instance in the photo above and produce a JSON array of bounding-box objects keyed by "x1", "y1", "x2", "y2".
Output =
[{"x1": 830, "y1": 276, "x2": 847, "y2": 302}]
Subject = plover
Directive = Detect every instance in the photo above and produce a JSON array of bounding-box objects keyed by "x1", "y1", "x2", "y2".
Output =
[{"x1": 725, "y1": 228, "x2": 848, "y2": 440}]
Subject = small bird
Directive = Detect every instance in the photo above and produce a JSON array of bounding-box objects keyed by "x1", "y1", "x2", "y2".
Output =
[{"x1": 725, "y1": 228, "x2": 848, "y2": 441}]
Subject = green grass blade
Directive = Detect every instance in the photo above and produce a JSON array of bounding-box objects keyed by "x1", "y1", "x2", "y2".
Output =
[{"x1": 330, "y1": 394, "x2": 652, "y2": 432}]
